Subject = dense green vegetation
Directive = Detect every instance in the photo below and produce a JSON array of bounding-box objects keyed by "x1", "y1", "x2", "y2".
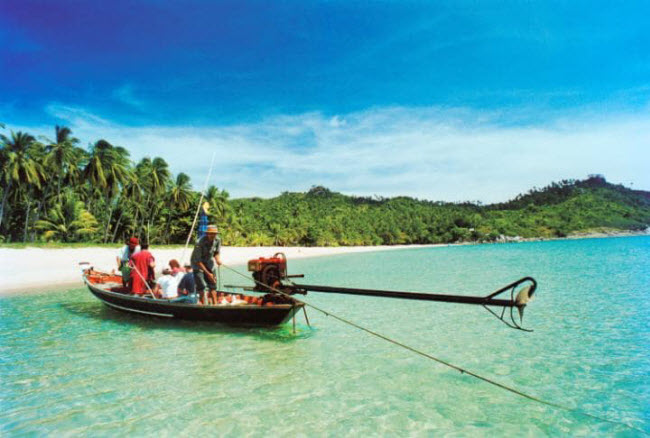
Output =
[
  {"x1": 231, "y1": 178, "x2": 650, "y2": 245},
  {"x1": 1, "y1": 125, "x2": 649, "y2": 246}
]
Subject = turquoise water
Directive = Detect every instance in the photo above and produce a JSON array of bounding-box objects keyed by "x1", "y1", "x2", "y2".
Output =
[{"x1": 1, "y1": 237, "x2": 649, "y2": 436}]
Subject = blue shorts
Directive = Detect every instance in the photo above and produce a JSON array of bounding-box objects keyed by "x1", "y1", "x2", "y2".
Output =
[{"x1": 194, "y1": 268, "x2": 216, "y2": 292}]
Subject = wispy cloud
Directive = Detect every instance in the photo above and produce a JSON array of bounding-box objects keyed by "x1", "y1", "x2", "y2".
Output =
[
  {"x1": 15, "y1": 105, "x2": 650, "y2": 203},
  {"x1": 44, "y1": 104, "x2": 111, "y2": 128},
  {"x1": 112, "y1": 84, "x2": 144, "y2": 109}
]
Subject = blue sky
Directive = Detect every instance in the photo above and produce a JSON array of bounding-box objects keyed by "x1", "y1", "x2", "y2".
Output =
[{"x1": 2, "y1": 1, "x2": 649, "y2": 201}]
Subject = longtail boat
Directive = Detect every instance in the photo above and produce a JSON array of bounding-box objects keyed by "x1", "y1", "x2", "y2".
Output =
[
  {"x1": 82, "y1": 268, "x2": 304, "y2": 326},
  {"x1": 83, "y1": 252, "x2": 537, "y2": 330}
]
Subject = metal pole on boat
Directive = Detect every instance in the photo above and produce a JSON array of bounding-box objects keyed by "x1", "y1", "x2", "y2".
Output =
[
  {"x1": 181, "y1": 151, "x2": 216, "y2": 265},
  {"x1": 227, "y1": 281, "x2": 522, "y2": 308},
  {"x1": 291, "y1": 282, "x2": 531, "y2": 307},
  {"x1": 290, "y1": 277, "x2": 537, "y2": 331}
]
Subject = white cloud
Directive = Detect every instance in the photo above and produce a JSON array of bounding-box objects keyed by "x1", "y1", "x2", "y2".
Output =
[
  {"x1": 111, "y1": 84, "x2": 144, "y2": 109},
  {"x1": 44, "y1": 104, "x2": 111, "y2": 128},
  {"x1": 13, "y1": 105, "x2": 650, "y2": 203}
]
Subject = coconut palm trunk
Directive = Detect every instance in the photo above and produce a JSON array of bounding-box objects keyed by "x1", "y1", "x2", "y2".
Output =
[
  {"x1": 103, "y1": 196, "x2": 118, "y2": 243},
  {"x1": 0, "y1": 181, "x2": 11, "y2": 231},
  {"x1": 164, "y1": 209, "x2": 173, "y2": 243},
  {"x1": 32, "y1": 199, "x2": 44, "y2": 242},
  {"x1": 139, "y1": 193, "x2": 152, "y2": 234},
  {"x1": 23, "y1": 198, "x2": 32, "y2": 242},
  {"x1": 132, "y1": 208, "x2": 140, "y2": 238},
  {"x1": 111, "y1": 209, "x2": 125, "y2": 243}
]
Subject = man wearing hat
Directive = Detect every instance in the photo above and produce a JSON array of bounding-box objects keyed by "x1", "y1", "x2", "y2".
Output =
[
  {"x1": 116, "y1": 237, "x2": 141, "y2": 287},
  {"x1": 190, "y1": 224, "x2": 222, "y2": 305}
]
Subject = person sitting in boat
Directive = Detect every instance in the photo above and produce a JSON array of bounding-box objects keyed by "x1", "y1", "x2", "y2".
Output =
[
  {"x1": 190, "y1": 224, "x2": 222, "y2": 305},
  {"x1": 129, "y1": 242, "x2": 155, "y2": 295},
  {"x1": 116, "y1": 237, "x2": 140, "y2": 287},
  {"x1": 172, "y1": 264, "x2": 198, "y2": 304},
  {"x1": 154, "y1": 260, "x2": 183, "y2": 299}
]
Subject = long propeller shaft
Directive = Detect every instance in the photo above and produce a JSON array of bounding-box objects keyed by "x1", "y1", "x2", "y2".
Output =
[{"x1": 293, "y1": 283, "x2": 517, "y2": 307}]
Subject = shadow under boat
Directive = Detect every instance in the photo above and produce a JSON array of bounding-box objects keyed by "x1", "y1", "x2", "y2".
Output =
[{"x1": 61, "y1": 300, "x2": 313, "y2": 340}]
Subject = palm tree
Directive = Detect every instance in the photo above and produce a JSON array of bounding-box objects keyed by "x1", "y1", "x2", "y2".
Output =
[
  {"x1": 43, "y1": 125, "x2": 81, "y2": 198},
  {"x1": 102, "y1": 146, "x2": 133, "y2": 242},
  {"x1": 83, "y1": 140, "x2": 130, "y2": 195},
  {"x1": 168, "y1": 173, "x2": 193, "y2": 211},
  {"x1": 0, "y1": 131, "x2": 44, "y2": 232},
  {"x1": 83, "y1": 140, "x2": 132, "y2": 242},
  {"x1": 112, "y1": 176, "x2": 144, "y2": 242},
  {"x1": 147, "y1": 157, "x2": 171, "y2": 242},
  {"x1": 163, "y1": 172, "x2": 193, "y2": 242},
  {"x1": 149, "y1": 157, "x2": 170, "y2": 197},
  {"x1": 105, "y1": 146, "x2": 132, "y2": 199},
  {"x1": 21, "y1": 141, "x2": 47, "y2": 241},
  {"x1": 36, "y1": 191, "x2": 99, "y2": 242},
  {"x1": 136, "y1": 156, "x2": 170, "y2": 242},
  {"x1": 133, "y1": 158, "x2": 153, "y2": 237},
  {"x1": 83, "y1": 139, "x2": 110, "y2": 190},
  {"x1": 220, "y1": 214, "x2": 242, "y2": 245},
  {"x1": 205, "y1": 185, "x2": 230, "y2": 225}
]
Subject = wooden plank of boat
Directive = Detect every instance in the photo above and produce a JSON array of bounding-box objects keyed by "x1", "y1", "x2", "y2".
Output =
[{"x1": 84, "y1": 275, "x2": 304, "y2": 326}]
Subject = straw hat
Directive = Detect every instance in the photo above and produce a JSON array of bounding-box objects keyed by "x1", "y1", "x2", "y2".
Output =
[{"x1": 206, "y1": 225, "x2": 219, "y2": 234}]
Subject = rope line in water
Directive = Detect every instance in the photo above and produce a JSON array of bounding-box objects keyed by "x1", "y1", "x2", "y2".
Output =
[{"x1": 221, "y1": 263, "x2": 647, "y2": 435}]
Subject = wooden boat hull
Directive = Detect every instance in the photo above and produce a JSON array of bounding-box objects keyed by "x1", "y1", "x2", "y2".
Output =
[{"x1": 84, "y1": 278, "x2": 304, "y2": 326}]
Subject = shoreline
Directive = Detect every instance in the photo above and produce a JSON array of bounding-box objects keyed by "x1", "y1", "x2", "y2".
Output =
[
  {"x1": 0, "y1": 244, "x2": 442, "y2": 296},
  {"x1": 496, "y1": 228, "x2": 650, "y2": 244},
  {"x1": 1, "y1": 231, "x2": 647, "y2": 296}
]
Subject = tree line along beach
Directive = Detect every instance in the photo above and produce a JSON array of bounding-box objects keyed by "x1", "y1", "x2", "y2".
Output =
[{"x1": 2, "y1": 126, "x2": 649, "y2": 248}]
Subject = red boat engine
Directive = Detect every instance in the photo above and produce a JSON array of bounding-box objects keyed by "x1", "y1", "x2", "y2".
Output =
[
  {"x1": 247, "y1": 253, "x2": 306, "y2": 298},
  {"x1": 247, "y1": 252, "x2": 288, "y2": 292}
]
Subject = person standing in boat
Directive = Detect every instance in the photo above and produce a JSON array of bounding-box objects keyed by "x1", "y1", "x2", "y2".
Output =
[
  {"x1": 116, "y1": 237, "x2": 140, "y2": 287},
  {"x1": 129, "y1": 242, "x2": 156, "y2": 295},
  {"x1": 190, "y1": 224, "x2": 222, "y2": 305}
]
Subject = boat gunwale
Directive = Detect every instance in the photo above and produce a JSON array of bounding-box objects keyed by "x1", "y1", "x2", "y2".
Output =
[{"x1": 83, "y1": 276, "x2": 304, "y2": 311}]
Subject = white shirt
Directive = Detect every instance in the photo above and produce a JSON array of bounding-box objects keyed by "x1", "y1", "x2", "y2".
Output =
[
  {"x1": 117, "y1": 245, "x2": 141, "y2": 263},
  {"x1": 156, "y1": 273, "x2": 183, "y2": 298}
]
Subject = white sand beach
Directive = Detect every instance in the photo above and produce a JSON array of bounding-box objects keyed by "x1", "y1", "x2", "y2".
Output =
[
  {"x1": 4, "y1": 231, "x2": 646, "y2": 296},
  {"x1": 0, "y1": 244, "x2": 437, "y2": 295}
]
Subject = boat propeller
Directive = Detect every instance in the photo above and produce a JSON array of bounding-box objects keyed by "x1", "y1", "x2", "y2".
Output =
[
  {"x1": 480, "y1": 278, "x2": 537, "y2": 331},
  {"x1": 515, "y1": 285, "x2": 535, "y2": 321}
]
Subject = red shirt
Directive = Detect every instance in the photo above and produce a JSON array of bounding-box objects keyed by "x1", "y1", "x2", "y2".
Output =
[{"x1": 129, "y1": 250, "x2": 155, "y2": 294}]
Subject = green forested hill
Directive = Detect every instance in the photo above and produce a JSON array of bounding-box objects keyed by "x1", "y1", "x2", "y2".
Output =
[
  {"x1": 1, "y1": 125, "x2": 648, "y2": 245},
  {"x1": 228, "y1": 176, "x2": 650, "y2": 246}
]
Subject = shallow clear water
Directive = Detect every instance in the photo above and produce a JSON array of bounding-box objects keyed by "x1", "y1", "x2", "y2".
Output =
[{"x1": 1, "y1": 236, "x2": 649, "y2": 436}]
